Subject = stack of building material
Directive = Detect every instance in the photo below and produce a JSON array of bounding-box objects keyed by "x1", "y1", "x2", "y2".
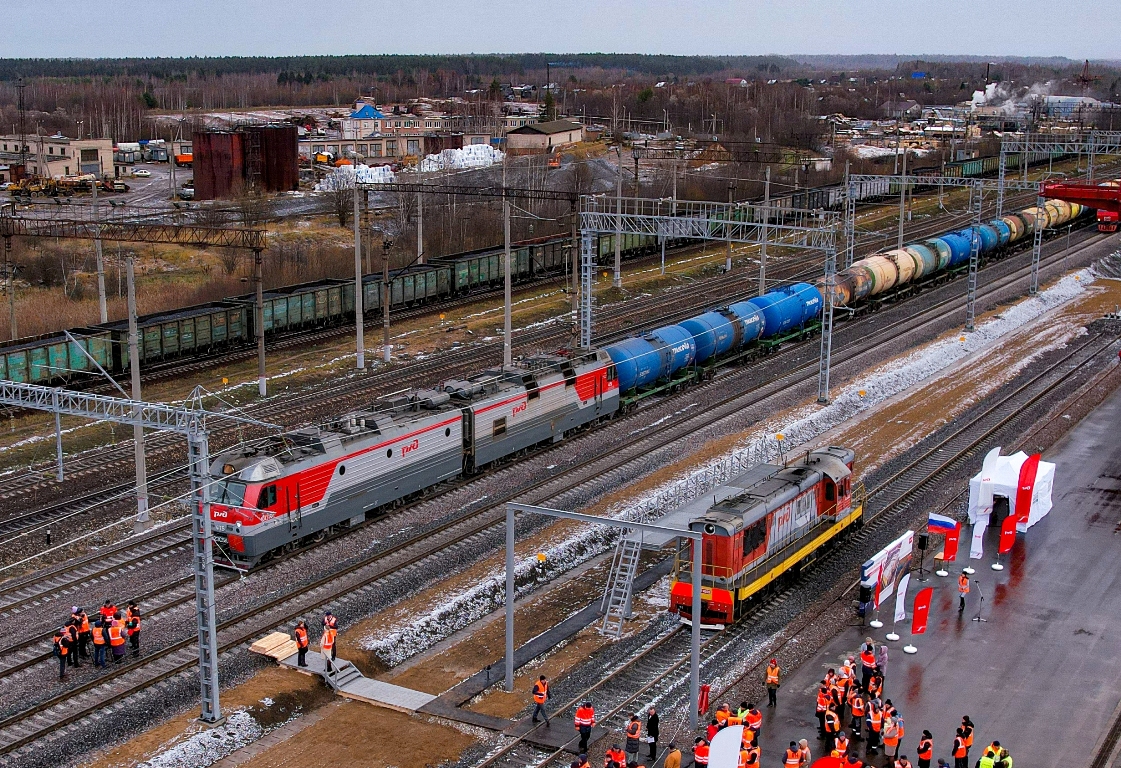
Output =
[{"x1": 249, "y1": 632, "x2": 298, "y2": 661}]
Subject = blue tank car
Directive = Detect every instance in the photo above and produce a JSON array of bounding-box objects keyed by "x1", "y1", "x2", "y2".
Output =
[
  {"x1": 726, "y1": 300, "x2": 766, "y2": 346},
  {"x1": 605, "y1": 325, "x2": 696, "y2": 391},
  {"x1": 679, "y1": 311, "x2": 739, "y2": 364},
  {"x1": 754, "y1": 283, "x2": 823, "y2": 338},
  {"x1": 977, "y1": 224, "x2": 999, "y2": 253}
]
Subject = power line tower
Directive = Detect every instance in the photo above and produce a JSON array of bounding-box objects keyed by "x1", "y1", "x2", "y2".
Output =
[{"x1": 15, "y1": 77, "x2": 27, "y2": 177}]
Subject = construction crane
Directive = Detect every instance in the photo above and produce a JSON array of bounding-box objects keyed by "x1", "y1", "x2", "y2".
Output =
[{"x1": 1075, "y1": 60, "x2": 1101, "y2": 93}]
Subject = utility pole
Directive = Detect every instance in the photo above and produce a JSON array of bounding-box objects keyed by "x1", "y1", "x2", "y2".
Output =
[
  {"x1": 253, "y1": 250, "x2": 266, "y2": 397},
  {"x1": 416, "y1": 189, "x2": 424, "y2": 264},
  {"x1": 725, "y1": 181, "x2": 735, "y2": 273},
  {"x1": 125, "y1": 256, "x2": 150, "y2": 529},
  {"x1": 503, "y1": 196, "x2": 512, "y2": 366},
  {"x1": 759, "y1": 167, "x2": 770, "y2": 296},
  {"x1": 897, "y1": 150, "x2": 907, "y2": 251},
  {"x1": 382, "y1": 239, "x2": 392, "y2": 363},
  {"x1": 92, "y1": 179, "x2": 108, "y2": 323},
  {"x1": 614, "y1": 147, "x2": 622, "y2": 288},
  {"x1": 353, "y1": 182, "x2": 365, "y2": 369},
  {"x1": 4, "y1": 236, "x2": 16, "y2": 340}
]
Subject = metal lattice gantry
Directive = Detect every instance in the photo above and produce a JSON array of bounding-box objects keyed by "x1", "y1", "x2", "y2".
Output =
[
  {"x1": 845, "y1": 174, "x2": 1042, "y2": 331},
  {"x1": 997, "y1": 131, "x2": 1121, "y2": 215},
  {"x1": 578, "y1": 194, "x2": 841, "y2": 402},
  {"x1": 504, "y1": 502, "x2": 705, "y2": 729},
  {"x1": 0, "y1": 381, "x2": 279, "y2": 726}
]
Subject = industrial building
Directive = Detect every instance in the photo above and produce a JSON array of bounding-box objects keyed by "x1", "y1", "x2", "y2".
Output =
[
  {"x1": 0, "y1": 135, "x2": 113, "y2": 180},
  {"x1": 193, "y1": 124, "x2": 298, "y2": 200},
  {"x1": 505, "y1": 120, "x2": 585, "y2": 155}
]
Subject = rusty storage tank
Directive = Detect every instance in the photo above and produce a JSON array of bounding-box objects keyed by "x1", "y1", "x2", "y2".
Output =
[
  {"x1": 882, "y1": 249, "x2": 917, "y2": 286},
  {"x1": 904, "y1": 243, "x2": 938, "y2": 280},
  {"x1": 861, "y1": 255, "x2": 899, "y2": 295},
  {"x1": 244, "y1": 124, "x2": 299, "y2": 193},
  {"x1": 193, "y1": 131, "x2": 245, "y2": 201}
]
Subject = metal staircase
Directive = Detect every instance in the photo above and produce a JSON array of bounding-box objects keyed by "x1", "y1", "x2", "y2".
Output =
[
  {"x1": 324, "y1": 658, "x2": 363, "y2": 691},
  {"x1": 600, "y1": 532, "x2": 643, "y2": 637}
]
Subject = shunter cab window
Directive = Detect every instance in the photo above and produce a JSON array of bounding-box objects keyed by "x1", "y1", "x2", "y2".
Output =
[
  {"x1": 257, "y1": 484, "x2": 278, "y2": 510},
  {"x1": 825, "y1": 481, "x2": 835, "y2": 502},
  {"x1": 742, "y1": 520, "x2": 766, "y2": 556},
  {"x1": 214, "y1": 480, "x2": 247, "y2": 507}
]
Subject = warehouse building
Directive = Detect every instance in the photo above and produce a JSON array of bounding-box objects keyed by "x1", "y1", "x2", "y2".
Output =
[
  {"x1": 505, "y1": 120, "x2": 585, "y2": 155},
  {"x1": 0, "y1": 135, "x2": 113, "y2": 179}
]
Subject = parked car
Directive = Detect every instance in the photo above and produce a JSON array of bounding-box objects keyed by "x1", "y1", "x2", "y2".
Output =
[
  {"x1": 133, "y1": 169, "x2": 152, "y2": 178},
  {"x1": 178, "y1": 186, "x2": 194, "y2": 200}
]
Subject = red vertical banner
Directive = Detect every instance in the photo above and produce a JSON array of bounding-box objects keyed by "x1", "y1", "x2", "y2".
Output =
[
  {"x1": 943, "y1": 524, "x2": 960, "y2": 562},
  {"x1": 873, "y1": 564, "x2": 883, "y2": 609},
  {"x1": 1015, "y1": 453, "x2": 1041, "y2": 524},
  {"x1": 911, "y1": 587, "x2": 934, "y2": 634},
  {"x1": 998, "y1": 514, "x2": 1017, "y2": 554},
  {"x1": 698, "y1": 683, "x2": 710, "y2": 716}
]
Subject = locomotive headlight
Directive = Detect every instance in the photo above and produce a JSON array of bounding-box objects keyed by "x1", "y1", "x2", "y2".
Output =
[
  {"x1": 704, "y1": 523, "x2": 717, "y2": 535},
  {"x1": 235, "y1": 522, "x2": 242, "y2": 532}
]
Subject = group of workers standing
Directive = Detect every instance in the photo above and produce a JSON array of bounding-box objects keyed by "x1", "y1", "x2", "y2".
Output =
[
  {"x1": 291, "y1": 610, "x2": 338, "y2": 673},
  {"x1": 51, "y1": 601, "x2": 141, "y2": 681},
  {"x1": 561, "y1": 690, "x2": 663, "y2": 768}
]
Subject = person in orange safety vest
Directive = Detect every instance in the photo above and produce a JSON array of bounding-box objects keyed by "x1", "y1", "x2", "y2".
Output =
[
  {"x1": 574, "y1": 701, "x2": 596, "y2": 753},
  {"x1": 531, "y1": 675, "x2": 550, "y2": 726}
]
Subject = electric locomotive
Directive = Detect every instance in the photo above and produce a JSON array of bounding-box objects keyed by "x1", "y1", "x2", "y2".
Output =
[
  {"x1": 209, "y1": 350, "x2": 619, "y2": 569},
  {"x1": 670, "y1": 446, "x2": 863, "y2": 626}
]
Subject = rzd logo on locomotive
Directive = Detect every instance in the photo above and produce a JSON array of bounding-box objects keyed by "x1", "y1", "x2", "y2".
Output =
[
  {"x1": 401, "y1": 438, "x2": 420, "y2": 456},
  {"x1": 512, "y1": 400, "x2": 528, "y2": 416}
]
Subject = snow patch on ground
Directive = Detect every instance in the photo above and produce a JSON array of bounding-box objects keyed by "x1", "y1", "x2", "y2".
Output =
[
  {"x1": 135, "y1": 710, "x2": 263, "y2": 768},
  {"x1": 360, "y1": 268, "x2": 1095, "y2": 667}
]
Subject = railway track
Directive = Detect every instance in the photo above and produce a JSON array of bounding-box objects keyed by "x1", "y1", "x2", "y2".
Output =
[
  {"x1": 0, "y1": 185, "x2": 1079, "y2": 531},
  {"x1": 0, "y1": 227, "x2": 1111, "y2": 760},
  {"x1": 469, "y1": 331, "x2": 1121, "y2": 768},
  {"x1": 0, "y1": 221, "x2": 1103, "y2": 677}
]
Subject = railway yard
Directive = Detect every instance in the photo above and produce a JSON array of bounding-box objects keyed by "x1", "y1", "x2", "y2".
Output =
[{"x1": 2, "y1": 57, "x2": 1121, "y2": 768}]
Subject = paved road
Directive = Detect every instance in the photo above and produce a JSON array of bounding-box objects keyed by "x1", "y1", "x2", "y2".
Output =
[{"x1": 758, "y1": 382, "x2": 1121, "y2": 765}]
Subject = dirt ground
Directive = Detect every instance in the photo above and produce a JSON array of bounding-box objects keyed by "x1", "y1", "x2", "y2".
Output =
[
  {"x1": 88, "y1": 667, "x2": 334, "y2": 768},
  {"x1": 82, "y1": 271, "x2": 1120, "y2": 768}
]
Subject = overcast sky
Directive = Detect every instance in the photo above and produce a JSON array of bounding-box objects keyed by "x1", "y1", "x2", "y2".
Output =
[{"x1": 9, "y1": 0, "x2": 1119, "y2": 60}]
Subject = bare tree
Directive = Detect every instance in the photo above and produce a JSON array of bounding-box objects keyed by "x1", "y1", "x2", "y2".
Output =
[{"x1": 318, "y1": 169, "x2": 355, "y2": 228}]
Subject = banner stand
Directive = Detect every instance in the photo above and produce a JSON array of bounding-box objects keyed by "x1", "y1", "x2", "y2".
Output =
[
  {"x1": 962, "y1": 566, "x2": 976, "y2": 575},
  {"x1": 903, "y1": 639, "x2": 918, "y2": 654},
  {"x1": 869, "y1": 612, "x2": 884, "y2": 629},
  {"x1": 991, "y1": 553, "x2": 1005, "y2": 572}
]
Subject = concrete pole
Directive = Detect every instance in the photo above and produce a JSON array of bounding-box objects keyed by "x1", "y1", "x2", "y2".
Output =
[
  {"x1": 759, "y1": 167, "x2": 770, "y2": 297},
  {"x1": 92, "y1": 180, "x2": 107, "y2": 323},
  {"x1": 353, "y1": 183, "x2": 365, "y2": 369},
  {"x1": 897, "y1": 150, "x2": 907, "y2": 252},
  {"x1": 125, "y1": 256, "x2": 150, "y2": 529},
  {"x1": 382, "y1": 248, "x2": 391, "y2": 363},
  {"x1": 671, "y1": 155, "x2": 678, "y2": 215},
  {"x1": 725, "y1": 182, "x2": 734, "y2": 273},
  {"x1": 690, "y1": 538, "x2": 702, "y2": 730},
  {"x1": 254, "y1": 250, "x2": 266, "y2": 397},
  {"x1": 505, "y1": 505, "x2": 515, "y2": 692},
  {"x1": 4, "y1": 236, "x2": 15, "y2": 340},
  {"x1": 614, "y1": 150, "x2": 622, "y2": 288},
  {"x1": 417, "y1": 189, "x2": 424, "y2": 264},
  {"x1": 570, "y1": 204, "x2": 579, "y2": 334},
  {"x1": 503, "y1": 197, "x2": 512, "y2": 366}
]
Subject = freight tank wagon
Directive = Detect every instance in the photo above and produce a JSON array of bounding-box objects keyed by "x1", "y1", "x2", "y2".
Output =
[{"x1": 670, "y1": 446, "x2": 863, "y2": 626}]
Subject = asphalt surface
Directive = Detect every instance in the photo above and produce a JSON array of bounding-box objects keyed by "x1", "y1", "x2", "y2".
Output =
[{"x1": 756, "y1": 381, "x2": 1121, "y2": 766}]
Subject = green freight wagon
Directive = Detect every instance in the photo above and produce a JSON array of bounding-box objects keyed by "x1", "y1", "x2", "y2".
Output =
[
  {"x1": 0, "y1": 327, "x2": 114, "y2": 384},
  {"x1": 97, "y1": 302, "x2": 250, "y2": 368}
]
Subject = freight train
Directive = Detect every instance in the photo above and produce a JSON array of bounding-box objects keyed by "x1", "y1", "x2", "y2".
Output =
[
  {"x1": 0, "y1": 150, "x2": 1078, "y2": 387},
  {"x1": 205, "y1": 197, "x2": 1083, "y2": 571},
  {"x1": 670, "y1": 446, "x2": 863, "y2": 625}
]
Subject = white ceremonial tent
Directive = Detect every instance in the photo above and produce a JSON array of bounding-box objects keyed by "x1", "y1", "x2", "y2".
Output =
[{"x1": 967, "y1": 448, "x2": 1055, "y2": 532}]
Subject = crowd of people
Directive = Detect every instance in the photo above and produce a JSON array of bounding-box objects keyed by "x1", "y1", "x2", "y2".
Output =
[
  {"x1": 541, "y1": 639, "x2": 1010, "y2": 768},
  {"x1": 50, "y1": 600, "x2": 141, "y2": 681}
]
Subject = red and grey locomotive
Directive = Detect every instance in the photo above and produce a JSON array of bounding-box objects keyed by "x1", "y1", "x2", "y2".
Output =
[
  {"x1": 209, "y1": 350, "x2": 618, "y2": 570},
  {"x1": 670, "y1": 446, "x2": 864, "y2": 626}
]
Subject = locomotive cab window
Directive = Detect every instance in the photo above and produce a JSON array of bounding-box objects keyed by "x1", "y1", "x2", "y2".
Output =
[
  {"x1": 742, "y1": 520, "x2": 766, "y2": 555},
  {"x1": 257, "y1": 484, "x2": 278, "y2": 510},
  {"x1": 493, "y1": 417, "x2": 507, "y2": 437},
  {"x1": 825, "y1": 480, "x2": 835, "y2": 502},
  {"x1": 214, "y1": 480, "x2": 246, "y2": 507},
  {"x1": 606, "y1": 364, "x2": 617, "y2": 383}
]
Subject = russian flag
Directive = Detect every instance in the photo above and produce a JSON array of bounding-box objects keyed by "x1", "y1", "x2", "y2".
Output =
[{"x1": 928, "y1": 513, "x2": 958, "y2": 534}]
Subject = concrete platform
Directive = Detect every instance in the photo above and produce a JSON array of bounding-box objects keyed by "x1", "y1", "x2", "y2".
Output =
[
  {"x1": 757, "y1": 384, "x2": 1121, "y2": 765},
  {"x1": 419, "y1": 558, "x2": 674, "y2": 730},
  {"x1": 278, "y1": 652, "x2": 436, "y2": 712},
  {"x1": 504, "y1": 717, "x2": 610, "y2": 753}
]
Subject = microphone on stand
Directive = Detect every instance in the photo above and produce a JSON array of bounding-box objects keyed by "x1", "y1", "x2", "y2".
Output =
[{"x1": 972, "y1": 580, "x2": 987, "y2": 622}]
